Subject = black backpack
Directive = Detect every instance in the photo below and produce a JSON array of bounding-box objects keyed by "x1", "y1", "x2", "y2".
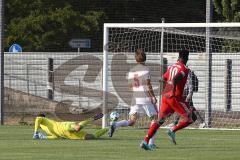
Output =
[{"x1": 191, "y1": 71, "x2": 199, "y2": 92}]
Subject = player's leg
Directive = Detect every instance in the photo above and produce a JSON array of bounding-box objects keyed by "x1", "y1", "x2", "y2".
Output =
[
  {"x1": 162, "y1": 98, "x2": 192, "y2": 145},
  {"x1": 64, "y1": 129, "x2": 88, "y2": 140},
  {"x1": 70, "y1": 113, "x2": 104, "y2": 132},
  {"x1": 143, "y1": 97, "x2": 172, "y2": 143},
  {"x1": 93, "y1": 128, "x2": 109, "y2": 139},
  {"x1": 84, "y1": 134, "x2": 96, "y2": 140},
  {"x1": 84, "y1": 130, "x2": 108, "y2": 140},
  {"x1": 148, "y1": 120, "x2": 158, "y2": 149},
  {"x1": 117, "y1": 104, "x2": 140, "y2": 126},
  {"x1": 166, "y1": 101, "x2": 196, "y2": 145},
  {"x1": 140, "y1": 112, "x2": 172, "y2": 150},
  {"x1": 167, "y1": 109, "x2": 188, "y2": 145},
  {"x1": 191, "y1": 105, "x2": 206, "y2": 128},
  {"x1": 142, "y1": 103, "x2": 158, "y2": 149},
  {"x1": 62, "y1": 113, "x2": 105, "y2": 139},
  {"x1": 108, "y1": 113, "x2": 138, "y2": 137},
  {"x1": 168, "y1": 113, "x2": 180, "y2": 127},
  {"x1": 169, "y1": 99, "x2": 193, "y2": 133},
  {"x1": 168, "y1": 105, "x2": 197, "y2": 145},
  {"x1": 169, "y1": 100, "x2": 194, "y2": 128},
  {"x1": 173, "y1": 113, "x2": 180, "y2": 125},
  {"x1": 108, "y1": 105, "x2": 139, "y2": 137},
  {"x1": 141, "y1": 97, "x2": 173, "y2": 150},
  {"x1": 72, "y1": 119, "x2": 93, "y2": 132},
  {"x1": 67, "y1": 128, "x2": 108, "y2": 140}
]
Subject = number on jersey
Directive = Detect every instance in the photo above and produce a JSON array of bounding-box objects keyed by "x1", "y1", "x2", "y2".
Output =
[{"x1": 169, "y1": 66, "x2": 179, "y2": 80}]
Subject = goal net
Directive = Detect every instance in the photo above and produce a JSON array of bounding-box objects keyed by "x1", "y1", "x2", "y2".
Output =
[{"x1": 103, "y1": 23, "x2": 240, "y2": 129}]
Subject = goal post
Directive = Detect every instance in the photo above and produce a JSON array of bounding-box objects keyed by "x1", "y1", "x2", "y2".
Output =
[
  {"x1": 102, "y1": 22, "x2": 240, "y2": 129},
  {"x1": 0, "y1": 0, "x2": 4, "y2": 125},
  {"x1": 102, "y1": 25, "x2": 109, "y2": 128}
]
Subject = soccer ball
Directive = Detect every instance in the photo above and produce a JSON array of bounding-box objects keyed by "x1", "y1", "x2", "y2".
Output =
[{"x1": 109, "y1": 111, "x2": 120, "y2": 121}]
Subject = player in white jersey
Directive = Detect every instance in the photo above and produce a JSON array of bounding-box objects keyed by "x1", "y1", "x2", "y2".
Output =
[{"x1": 108, "y1": 49, "x2": 158, "y2": 148}]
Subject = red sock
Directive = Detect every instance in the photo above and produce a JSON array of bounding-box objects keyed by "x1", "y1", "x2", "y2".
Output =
[
  {"x1": 172, "y1": 120, "x2": 190, "y2": 132},
  {"x1": 144, "y1": 122, "x2": 160, "y2": 143}
]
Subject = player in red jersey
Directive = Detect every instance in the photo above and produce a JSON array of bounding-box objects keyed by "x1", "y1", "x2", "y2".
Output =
[{"x1": 140, "y1": 50, "x2": 196, "y2": 150}]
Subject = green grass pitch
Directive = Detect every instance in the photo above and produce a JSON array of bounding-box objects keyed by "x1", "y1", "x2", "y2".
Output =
[{"x1": 0, "y1": 125, "x2": 240, "y2": 160}]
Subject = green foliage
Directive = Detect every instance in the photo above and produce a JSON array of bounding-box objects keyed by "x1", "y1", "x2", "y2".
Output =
[
  {"x1": 213, "y1": 0, "x2": 240, "y2": 53},
  {"x1": 221, "y1": 39, "x2": 240, "y2": 52},
  {"x1": 5, "y1": 0, "x2": 105, "y2": 51},
  {"x1": 213, "y1": 0, "x2": 240, "y2": 22},
  {"x1": 5, "y1": 0, "x2": 207, "y2": 51}
]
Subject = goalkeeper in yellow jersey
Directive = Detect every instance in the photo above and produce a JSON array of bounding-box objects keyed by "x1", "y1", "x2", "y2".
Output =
[{"x1": 33, "y1": 113, "x2": 108, "y2": 140}]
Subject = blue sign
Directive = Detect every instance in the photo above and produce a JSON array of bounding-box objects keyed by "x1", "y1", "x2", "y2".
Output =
[
  {"x1": 9, "y1": 43, "x2": 22, "y2": 53},
  {"x1": 69, "y1": 39, "x2": 91, "y2": 49}
]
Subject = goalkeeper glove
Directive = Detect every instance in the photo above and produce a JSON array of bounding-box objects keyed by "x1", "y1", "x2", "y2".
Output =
[
  {"x1": 38, "y1": 132, "x2": 47, "y2": 139},
  {"x1": 33, "y1": 131, "x2": 39, "y2": 139}
]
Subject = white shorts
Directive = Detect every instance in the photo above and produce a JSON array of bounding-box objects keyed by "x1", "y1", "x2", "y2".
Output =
[{"x1": 129, "y1": 103, "x2": 158, "y2": 117}]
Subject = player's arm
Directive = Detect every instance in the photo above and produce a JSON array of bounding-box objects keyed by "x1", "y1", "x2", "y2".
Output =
[
  {"x1": 188, "y1": 71, "x2": 194, "y2": 94},
  {"x1": 146, "y1": 79, "x2": 157, "y2": 104},
  {"x1": 186, "y1": 71, "x2": 193, "y2": 102},
  {"x1": 168, "y1": 72, "x2": 184, "y2": 98},
  {"x1": 146, "y1": 79, "x2": 155, "y2": 97},
  {"x1": 145, "y1": 70, "x2": 157, "y2": 104},
  {"x1": 34, "y1": 117, "x2": 44, "y2": 132},
  {"x1": 46, "y1": 135, "x2": 58, "y2": 139},
  {"x1": 128, "y1": 83, "x2": 133, "y2": 89}
]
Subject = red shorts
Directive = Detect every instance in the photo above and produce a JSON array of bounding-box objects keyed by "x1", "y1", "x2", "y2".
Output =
[{"x1": 159, "y1": 96, "x2": 192, "y2": 119}]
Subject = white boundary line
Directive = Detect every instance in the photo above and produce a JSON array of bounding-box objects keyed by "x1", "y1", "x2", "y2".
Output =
[{"x1": 161, "y1": 126, "x2": 240, "y2": 131}]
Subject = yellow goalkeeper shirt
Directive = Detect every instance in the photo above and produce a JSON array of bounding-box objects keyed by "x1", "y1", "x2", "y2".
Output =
[{"x1": 37, "y1": 117, "x2": 87, "y2": 140}]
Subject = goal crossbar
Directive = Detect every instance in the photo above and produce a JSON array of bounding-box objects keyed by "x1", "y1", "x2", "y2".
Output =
[{"x1": 104, "y1": 23, "x2": 240, "y2": 28}]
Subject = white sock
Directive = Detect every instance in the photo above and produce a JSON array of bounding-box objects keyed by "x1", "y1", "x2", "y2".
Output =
[
  {"x1": 149, "y1": 120, "x2": 157, "y2": 145},
  {"x1": 115, "y1": 120, "x2": 130, "y2": 128},
  {"x1": 149, "y1": 132, "x2": 157, "y2": 145}
]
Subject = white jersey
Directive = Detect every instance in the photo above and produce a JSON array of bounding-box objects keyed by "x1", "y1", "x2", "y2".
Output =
[{"x1": 128, "y1": 64, "x2": 152, "y2": 104}]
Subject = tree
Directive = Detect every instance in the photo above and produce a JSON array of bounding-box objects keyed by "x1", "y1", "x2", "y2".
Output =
[
  {"x1": 5, "y1": 0, "x2": 105, "y2": 51},
  {"x1": 5, "y1": 0, "x2": 206, "y2": 52},
  {"x1": 213, "y1": 0, "x2": 240, "y2": 22},
  {"x1": 213, "y1": 0, "x2": 240, "y2": 52}
]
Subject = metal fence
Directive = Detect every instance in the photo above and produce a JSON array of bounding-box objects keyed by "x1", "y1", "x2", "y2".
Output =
[{"x1": 3, "y1": 51, "x2": 240, "y2": 128}]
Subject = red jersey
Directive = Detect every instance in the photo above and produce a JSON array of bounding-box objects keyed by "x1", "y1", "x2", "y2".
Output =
[{"x1": 162, "y1": 61, "x2": 189, "y2": 98}]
